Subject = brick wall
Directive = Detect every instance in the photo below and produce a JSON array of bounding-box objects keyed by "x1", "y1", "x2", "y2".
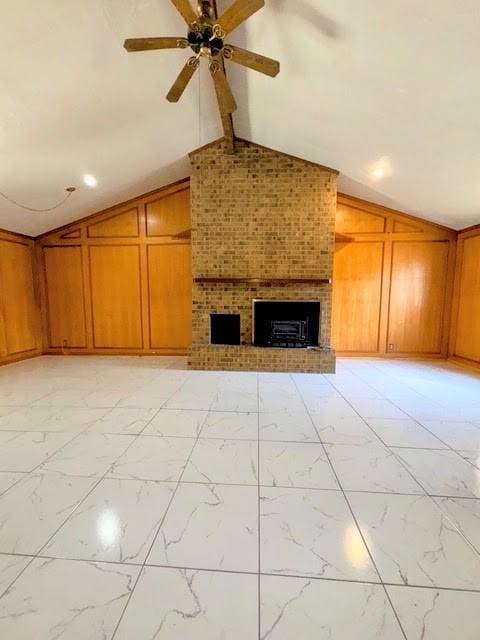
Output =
[{"x1": 189, "y1": 138, "x2": 337, "y2": 372}]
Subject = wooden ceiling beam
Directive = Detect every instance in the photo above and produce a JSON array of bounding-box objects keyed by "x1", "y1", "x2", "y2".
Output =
[{"x1": 211, "y1": 0, "x2": 235, "y2": 153}]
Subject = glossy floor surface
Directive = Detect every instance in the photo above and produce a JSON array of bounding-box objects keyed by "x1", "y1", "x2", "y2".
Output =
[{"x1": 0, "y1": 356, "x2": 479, "y2": 639}]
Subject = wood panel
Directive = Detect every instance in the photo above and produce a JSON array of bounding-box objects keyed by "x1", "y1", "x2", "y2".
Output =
[
  {"x1": 453, "y1": 233, "x2": 480, "y2": 363},
  {"x1": 332, "y1": 242, "x2": 384, "y2": 352},
  {"x1": 89, "y1": 245, "x2": 143, "y2": 349},
  {"x1": 146, "y1": 188, "x2": 190, "y2": 237},
  {"x1": 336, "y1": 204, "x2": 386, "y2": 234},
  {"x1": 36, "y1": 179, "x2": 192, "y2": 356},
  {"x1": 87, "y1": 208, "x2": 139, "y2": 238},
  {"x1": 0, "y1": 237, "x2": 39, "y2": 358},
  {"x1": 388, "y1": 241, "x2": 449, "y2": 354},
  {"x1": 148, "y1": 244, "x2": 192, "y2": 349},
  {"x1": 43, "y1": 246, "x2": 87, "y2": 348},
  {"x1": 34, "y1": 183, "x2": 458, "y2": 360},
  {"x1": 333, "y1": 195, "x2": 456, "y2": 357}
]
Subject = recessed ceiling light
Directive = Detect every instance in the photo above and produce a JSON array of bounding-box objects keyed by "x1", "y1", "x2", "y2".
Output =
[
  {"x1": 369, "y1": 157, "x2": 392, "y2": 180},
  {"x1": 372, "y1": 167, "x2": 385, "y2": 178},
  {"x1": 83, "y1": 174, "x2": 98, "y2": 188}
]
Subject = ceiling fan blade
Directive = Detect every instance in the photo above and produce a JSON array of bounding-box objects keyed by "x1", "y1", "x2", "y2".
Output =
[
  {"x1": 169, "y1": 0, "x2": 198, "y2": 25},
  {"x1": 166, "y1": 59, "x2": 199, "y2": 102},
  {"x1": 225, "y1": 45, "x2": 279, "y2": 77},
  {"x1": 124, "y1": 37, "x2": 187, "y2": 52},
  {"x1": 217, "y1": 0, "x2": 265, "y2": 35},
  {"x1": 210, "y1": 65, "x2": 237, "y2": 114}
]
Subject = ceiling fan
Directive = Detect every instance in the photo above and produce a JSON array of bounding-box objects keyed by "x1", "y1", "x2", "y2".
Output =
[{"x1": 123, "y1": 0, "x2": 280, "y2": 124}]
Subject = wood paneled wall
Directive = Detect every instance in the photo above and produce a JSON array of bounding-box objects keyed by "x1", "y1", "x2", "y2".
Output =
[
  {"x1": 36, "y1": 180, "x2": 192, "y2": 355},
  {"x1": 1, "y1": 180, "x2": 470, "y2": 364},
  {"x1": 332, "y1": 196, "x2": 457, "y2": 357},
  {"x1": 449, "y1": 226, "x2": 480, "y2": 367},
  {"x1": 0, "y1": 229, "x2": 42, "y2": 365}
]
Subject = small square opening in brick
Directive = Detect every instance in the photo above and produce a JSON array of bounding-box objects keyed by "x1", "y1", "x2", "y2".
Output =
[{"x1": 210, "y1": 314, "x2": 241, "y2": 346}]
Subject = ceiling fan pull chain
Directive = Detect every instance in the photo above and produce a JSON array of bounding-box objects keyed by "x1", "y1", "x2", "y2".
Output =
[{"x1": 0, "y1": 187, "x2": 76, "y2": 214}]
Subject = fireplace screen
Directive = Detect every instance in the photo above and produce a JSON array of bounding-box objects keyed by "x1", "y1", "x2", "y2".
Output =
[{"x1": 253, "y1": 301, "x2": 320, "y2": 348}]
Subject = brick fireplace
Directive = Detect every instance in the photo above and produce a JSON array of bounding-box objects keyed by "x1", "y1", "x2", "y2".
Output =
[{"x1": 188, "y1": 138, "x2": 337, "y2": 373}]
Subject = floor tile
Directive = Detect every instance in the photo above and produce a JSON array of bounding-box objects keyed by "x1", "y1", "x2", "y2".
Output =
[
  {"x1": 210, "y1": 389, "x2": 258, "y2": 412},
  {"x1": 0, "y1": 407, "x2": 57, "y2": 431},
  {"x1": 109, "y1": 435, "x2": 195, "y2": 481},
  {"x1": 0, "y1": 471, "x2": 26, "y2": 495},
  {"x1": 260, "y1": 488, "x2": 379, "y2": 581},
  {"x1": 0, "y1": 558, "x2": 139, "y2": 640},
  {"x1": 0, "y1": 431, "x2": 73, "y2": 472},
  {"x1": 459, "y1": 450, "x2": 480, "y2": 468},
  {"x1": 2, "y1": 356, "x2": 480, "y2": 638},
  {"x1": 116, "y1": 389, "x2": 168, "y2": 408},
  {"x1": 200, "y1": 411, "x2": 259, "y2": 440},
  {"x1": 31, "y1": 388, "x2": 91, "y2": 407},
  {"x1": 300, "y1": 394, "x2": 358, "y2": 416},
  {"x1": 348, "y1": 397, "x2": 408, "y2": 419},
  {"x1": 349, "y1": 492, "x2": 480, "y2": 589},
  {"x1": 259, "y1": 410, "x2": 319, "y2": 442},
  {"x1": 261, "y1": 576, "x2": 404, "y2": 639},
  {"x1": 143, "y1": 409, "x2": 207, "y2": 438},
  {"x1": 86, "y1": 408, "x2": 158, "y2": 435},
  {"x1": 148, "y1": 483, "x2": 258, "y2": 572},
  {"x1": 115, "y1": 566, "x2": 258, "y2": 640},
  {"x1": 325, "y1": 444, "x2": 424, "y2": 494},
  {"x1": 182, "y1": 438, "x2": 258, "y2": 485},
  {"x1": 392, "y1": 448, "x2": 480, "y2": 497},
  {"x1": 45, "y1": 408, "x2": 110, "y2": 432},
  {"x1": 260, "y1": 441, "x2": 338, "y2": 489},
  {"x1": 41, "y1": 433, "x2": 134, "y2": 478},
  {"x1": 311, "y1": 415, "x2": 382, "y2": 445},
  {"x1": 434, "y1": 496, "x2": 480, "y2": 552},
  {"x1": 419, "y1": 419, "x2": 480, "y2": 450},
  {"x1": 44, "y1": 479, "x2": 175, "y2": 563},
  {"x1": 366, "y1": 418, "x2": 446, "y2": 448},
  {"x1": 0, "y1": 554, "x2": 32, "y2": 596},
  {"x1": 387, "y1": 586, "x2": 480, "y2": 640},
  {"x1": 0, "y1": 472, "x2": 96, "y2": 554}
]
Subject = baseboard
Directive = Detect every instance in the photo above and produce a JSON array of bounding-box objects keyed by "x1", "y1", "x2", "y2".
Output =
[
  {"x1": 447, "y1": 355, "x2": 480, "y2": 373},
  {"x1": 42, "y1": 348, "x2": 188, "y2": 357},
  {"x1": 0, "y1": 350, "x2": 42, "y2": 367},
  {"x1": 336, "y1": 352, "x2": 446, "y2": 360}
]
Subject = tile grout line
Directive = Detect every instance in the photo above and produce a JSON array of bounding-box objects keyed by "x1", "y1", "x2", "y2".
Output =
[
  {"x1": 0, "y1": 404, "x2": 164, "y2": 601},
  {"x1": 339, "y1": 362, "x2": 480, "y2": 557},
  {"x1": 5, "y1": 548, "x2": 480, "y2": 593},
  {"x1": 348, "y1": 359, "x2": 480, "y2": 470},
  {"x1": 290, "y1": 372, "x2": 409, "y2": 640},
  {"x1": 109, "y1": 374, "x2": 215, "y2": 639},
  {"x1": 257, "y1": 374, "x2": 261, "y2": 640}
]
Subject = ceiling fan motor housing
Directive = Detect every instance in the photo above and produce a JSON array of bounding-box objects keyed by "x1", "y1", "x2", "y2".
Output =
[{"x1": 188, "y1": 22, "x2": 224, "y2": 58}]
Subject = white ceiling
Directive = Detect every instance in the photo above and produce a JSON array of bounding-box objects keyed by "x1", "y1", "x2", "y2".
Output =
[{"x1": 1, "y1": 0, "x2": 479, "y2": 236}]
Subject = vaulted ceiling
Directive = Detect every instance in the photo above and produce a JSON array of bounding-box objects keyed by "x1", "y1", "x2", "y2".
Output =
[{"x1": 1, "y1": 0, "x2": 479, "y2": 236}]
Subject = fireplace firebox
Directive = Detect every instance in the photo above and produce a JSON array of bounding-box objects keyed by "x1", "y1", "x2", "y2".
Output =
[{"x1": 253, "y1": 300, "x2": 320, "y2": 348}]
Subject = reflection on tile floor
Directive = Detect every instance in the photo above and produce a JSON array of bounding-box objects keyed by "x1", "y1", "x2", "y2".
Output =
[{"x1": 0, "y1": 355, "x2": 479, "y2": 638}]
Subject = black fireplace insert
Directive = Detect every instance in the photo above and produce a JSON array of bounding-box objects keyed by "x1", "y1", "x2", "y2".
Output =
[{"x1": 253, "y1": 300, "x2": 320, "y2": 348}]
